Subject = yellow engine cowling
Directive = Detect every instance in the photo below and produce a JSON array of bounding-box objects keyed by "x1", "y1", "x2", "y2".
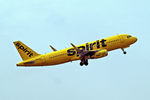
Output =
[{"x1": 92, "y1": 49, "x2": 108, "y2": 59}]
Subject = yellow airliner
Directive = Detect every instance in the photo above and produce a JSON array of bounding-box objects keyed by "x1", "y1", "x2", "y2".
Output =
[{"x1": 13, "y1": 34, "x2": 137, "y2": 67}]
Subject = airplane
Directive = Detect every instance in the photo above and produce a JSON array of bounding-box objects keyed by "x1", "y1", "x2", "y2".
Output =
[{"x1": 13, "y1": 34, "x2": 137, "y2": 67}]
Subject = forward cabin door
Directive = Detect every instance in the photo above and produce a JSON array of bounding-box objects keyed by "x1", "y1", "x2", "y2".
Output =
[{"x1": 119, "y1": 35, "x2": 124, "y2": 43}]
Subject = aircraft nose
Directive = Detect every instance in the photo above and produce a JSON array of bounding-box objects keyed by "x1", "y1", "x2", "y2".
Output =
[
  {"x1": 133, "y1": 37, "x2": 138, "y2": 43},
  {"x1": 134, "y1": 37, "x2": 138, "y2": 42}
]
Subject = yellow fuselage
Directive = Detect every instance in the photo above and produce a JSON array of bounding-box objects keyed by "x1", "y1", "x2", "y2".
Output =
[{"x1": 17, "y1": 34, "x2": 137, "y2": 66}]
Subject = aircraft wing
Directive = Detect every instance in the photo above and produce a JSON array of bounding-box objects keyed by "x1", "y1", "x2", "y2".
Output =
[
  {"x1": 71, "y1": 43, "x2": 98, "y2": 56},
  {"x1": 70, "y1": 43, "x2": 101, "y2": 66}
]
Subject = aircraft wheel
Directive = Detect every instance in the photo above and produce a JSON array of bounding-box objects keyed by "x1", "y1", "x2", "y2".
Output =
[
  {"x1": 124, "y1": 51, "x2": 127, "y2": 54},
  {"x1": 80, "y1": 62, "x2": 84, "y2": 66},
  {"x1": 121, "y1": 48, "x2": 127, "y2": 54},
  {"x1": 85, "y1": 62, "x2": 88, "y2": 66}
]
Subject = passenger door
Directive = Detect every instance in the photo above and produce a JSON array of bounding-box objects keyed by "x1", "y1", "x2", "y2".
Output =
[{"x1": 119, "y1": 35, "x2": 124, "y2": 43}]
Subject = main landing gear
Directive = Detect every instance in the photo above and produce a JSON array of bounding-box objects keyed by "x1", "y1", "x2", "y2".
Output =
[
  {"x1": 121, "y1": 48, "x2": 127, "y2": 54},
  {"x1": 80, "y1": 61, "x2": 88, "y2": 66},
  {"x1": 80, "y1": 56, "x2": 89, "y2": 66},
  {"x1": 85, "y1": 62, "x2": 88, "y2": 66}
]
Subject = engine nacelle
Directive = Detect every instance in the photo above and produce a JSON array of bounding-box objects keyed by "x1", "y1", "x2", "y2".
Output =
[{"x1": 91, "y1": 49, "x2": 108, "y2": 59}]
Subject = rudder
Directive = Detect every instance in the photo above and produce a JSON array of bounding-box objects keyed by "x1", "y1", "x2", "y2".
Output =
[{"x1": 13, "y1": 41, "x2": 40, "y2": 60}]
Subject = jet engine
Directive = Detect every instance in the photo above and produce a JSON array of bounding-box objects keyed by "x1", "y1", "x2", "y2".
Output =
[{"x1": 91, "y1": 49, "x2": 108, "y2": 59}]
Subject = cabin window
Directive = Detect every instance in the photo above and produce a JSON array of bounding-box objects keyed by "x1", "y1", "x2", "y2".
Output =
[{"x1": 127, "y1": 35, "x2": 132, "y2": 38}]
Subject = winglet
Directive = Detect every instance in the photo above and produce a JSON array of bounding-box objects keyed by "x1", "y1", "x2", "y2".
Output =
[{"x1": 50, "y1": 45, "x2": 57, "y2": 51}]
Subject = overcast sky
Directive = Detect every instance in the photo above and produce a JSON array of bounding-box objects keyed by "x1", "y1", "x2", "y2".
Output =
[{"x1": 0, "y1": 0, "x2": 150, "y2": 100}]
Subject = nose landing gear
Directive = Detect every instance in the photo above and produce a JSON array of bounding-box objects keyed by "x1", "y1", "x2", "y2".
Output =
[{"x1": 121, "y1": 48, "x2": 127, "y2": 54}]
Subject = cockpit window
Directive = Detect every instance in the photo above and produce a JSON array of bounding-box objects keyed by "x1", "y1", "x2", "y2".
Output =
[{"x1": 127, "y1": 35, "x2": 132, "y2": 38}]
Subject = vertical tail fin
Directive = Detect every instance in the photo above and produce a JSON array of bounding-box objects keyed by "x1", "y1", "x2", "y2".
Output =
[{"x1": 13, "y1": 41, "x2": 40, "y2": 61}]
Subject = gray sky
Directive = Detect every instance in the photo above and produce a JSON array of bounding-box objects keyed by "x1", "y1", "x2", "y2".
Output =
[{"x1": 0, "y1": 0, "x2": 150, "y2": 100}]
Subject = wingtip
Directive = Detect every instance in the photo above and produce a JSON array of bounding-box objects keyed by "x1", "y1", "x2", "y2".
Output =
[{"x1": 70, "y1": 43, "x2": 75, "y2": 47}]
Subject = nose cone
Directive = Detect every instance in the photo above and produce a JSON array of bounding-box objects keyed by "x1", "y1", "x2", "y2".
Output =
[
  {"x1": 130, "y1": 37, "x2": 137, "y2": 44},
  {"x1": 133, "y1": 37, "x2": 138, "y2": 43}
]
